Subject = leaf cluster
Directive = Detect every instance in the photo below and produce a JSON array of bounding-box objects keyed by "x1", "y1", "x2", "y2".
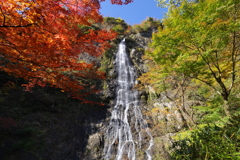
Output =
[
  {"x1": 95, "y1": 17, "x2": 129, "y2": 34},
  {"x1": 129, "y1": 17, "x2": 163, "y2": 34},
  {"x1": 171, "y1": 118, "x2": 240, "y2": 160},
  {"x1": 0, "y1": 0, "x2": 123, "y2": 103},
  {"x1": 148, "y1": 0, "x2": 240, "y2": 115}
]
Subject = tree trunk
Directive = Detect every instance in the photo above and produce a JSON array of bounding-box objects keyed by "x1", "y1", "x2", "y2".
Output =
[{"x1": 223, "y1": 100, "x2": 232, "y2": 118}]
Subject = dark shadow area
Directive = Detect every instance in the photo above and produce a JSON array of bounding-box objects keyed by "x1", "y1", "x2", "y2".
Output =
[{"x1": 0, "y1": 71, "x2": 109, "y2": 160}]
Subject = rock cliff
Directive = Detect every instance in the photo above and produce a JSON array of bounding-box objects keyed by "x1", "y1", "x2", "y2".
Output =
[{"x1": 0, "y1": 18, "x2": 191, "y2": 160}]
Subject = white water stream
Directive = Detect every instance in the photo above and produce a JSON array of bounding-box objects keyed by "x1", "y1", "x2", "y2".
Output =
[{"x1": 103, "y1": 39, "x2": 153, "y2": 160}]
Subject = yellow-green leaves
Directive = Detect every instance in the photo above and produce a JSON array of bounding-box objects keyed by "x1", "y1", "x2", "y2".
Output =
[{"x1": 147, "y1": 0, "x2": 240, "y2": 117}]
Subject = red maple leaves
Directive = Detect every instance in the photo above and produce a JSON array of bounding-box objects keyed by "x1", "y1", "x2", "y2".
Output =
[{"x1": 0, "y1": 0, "x2": 131, "y2": 103}]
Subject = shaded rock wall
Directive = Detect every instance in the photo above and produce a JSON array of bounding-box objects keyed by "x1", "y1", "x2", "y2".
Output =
[
  {"x1": 0, "y1": 26, "x2": 193, "y2": 160},
  {"x1": 0, "y1": 85, "x2": 109, "y2": 160},
  {"x1": 83, "y1": 29, "x2": 200, "y2": 159},
  {"x1": 96, "y1": 29, "x2": 180, "y2": 160}
]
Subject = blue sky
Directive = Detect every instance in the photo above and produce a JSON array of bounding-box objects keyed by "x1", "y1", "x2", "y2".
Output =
[{"x1": 100, "y1": 0, "x2": 168, "y2": 25}]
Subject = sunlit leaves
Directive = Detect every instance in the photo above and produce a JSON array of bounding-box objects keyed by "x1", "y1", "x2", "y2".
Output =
[
  {"x1": 0, "y1": 0, "x2": 127, "y2": 103},
  {"x1": 145, "y1": 0, "x2": 240, "y2": 117},
  {"x1": 152, "y1": 0, "x2": 239, "y2": 94}
]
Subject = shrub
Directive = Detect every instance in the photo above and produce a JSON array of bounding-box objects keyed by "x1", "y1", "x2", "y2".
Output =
[
  {"x1": 112, "y1": 24, "x2": 125, "y2": 34},
  {"x1": 171, "y1": 118, "x2": 240, "y2": 160}
]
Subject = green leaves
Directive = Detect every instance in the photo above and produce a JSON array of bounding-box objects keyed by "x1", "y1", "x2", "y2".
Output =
[
  {"x1": 145, "y1": 1, "x2": 240, "y2": 157},
  {"x1": 171, "y1": 119, "x2": 240, "y2": 160},
  {"x1": 150, "y1": 0, "x2": 240, "y2": 111}
]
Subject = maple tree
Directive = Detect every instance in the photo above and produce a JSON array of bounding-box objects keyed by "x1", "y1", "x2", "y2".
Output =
[
  {"x1": 145, "y1": 0, "x2": 240, "y2": 116},
  {"x1": 0, "y1": 0, "x2": 132, "y2": 103}
]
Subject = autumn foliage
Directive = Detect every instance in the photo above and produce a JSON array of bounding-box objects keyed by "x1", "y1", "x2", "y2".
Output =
[
  {"x1": 101, "y1": 0, "x2": 133, "y2": 5},
  {"x1": 0, "y1": 0, "x2": 131, "y2": 103}
]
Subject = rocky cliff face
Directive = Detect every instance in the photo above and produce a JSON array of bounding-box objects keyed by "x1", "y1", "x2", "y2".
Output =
[
  {"x1": 0, "y1": 25, "x2": 190, "y2": 160},
  {"x1": 80, "y1": 31, "x2": 157, "y2": 159},
  {"x1": 96, "y1": 28, "x2": 195, "y2": 160},
  {"x1": 76, "y1": 17, "x2": 178, "y2": 159}
]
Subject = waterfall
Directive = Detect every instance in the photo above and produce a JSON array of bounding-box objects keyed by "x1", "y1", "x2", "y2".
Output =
[{"x1": 103, "y1": 39, "x2": 154, "y2": 160}]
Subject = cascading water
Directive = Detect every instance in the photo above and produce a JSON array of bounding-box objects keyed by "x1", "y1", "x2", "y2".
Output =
[{"x1": 103, "y1": 39, "x2": 153, "y2": 160}]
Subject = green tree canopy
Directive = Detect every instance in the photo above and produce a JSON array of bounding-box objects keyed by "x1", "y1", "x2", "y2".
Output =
[{"x1": 149, "y1": 0, "x2": 240, "y2": 116}]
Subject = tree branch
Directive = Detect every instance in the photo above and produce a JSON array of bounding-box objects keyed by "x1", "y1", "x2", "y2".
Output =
[
  {"x1": 0, "y1": 6, "x2": 6, "y2": 26},
  {"x1": 0, "y1": 23, "x2": 35, "y2": 28}
]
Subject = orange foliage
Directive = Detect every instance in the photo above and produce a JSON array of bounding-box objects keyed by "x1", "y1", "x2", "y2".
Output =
[
  {"x1": 0, "y1": 0, "x2": 131, "y2": 103},
  {"x1": 101, "y1": 0, "x2": 133, "y2": 5}
]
